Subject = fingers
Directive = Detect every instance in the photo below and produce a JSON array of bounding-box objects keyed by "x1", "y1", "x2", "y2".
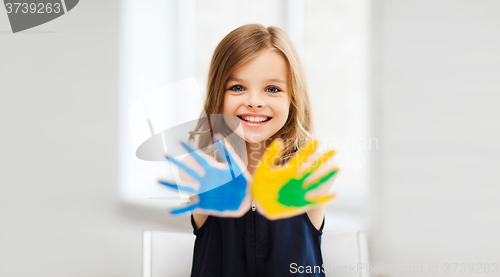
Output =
[
  {"x1": 285, "y1": 139, "x2": 318, "y2": 169},
  {"x1": 299, "y1": 150, "x2": 337, "y2": 180},
  {"x1": 167, "y1": 203, "x2": 197, "y2": 216},
  {"x1": 306, "y1": 149, "x2": 336, "y2": 172},
  {"x1": 307, "y1": 193, "x2": 336, "y2": 204},
  {"x1": 166, "y1": 155, "x2": 202, "y2": 181},
  {"x1": 213, "y1": 133, "x2": 249, "y2": 177},
  {"x1": 180, "y1": 141, "x2": 209, "y2": 168},
  {"x1": 303, "y1": 168, "x2": 339, "y2": 191},
  {"x1": 158, "y1": 179, "x2": 196, "y2": 193},
  {"x1": 214, "y1": 139, "x2": 244, "y2": 178}
]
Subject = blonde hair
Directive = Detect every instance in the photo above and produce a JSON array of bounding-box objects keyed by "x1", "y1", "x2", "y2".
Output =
[{"x1": 189, "y1": 24, "x2": 313, "y2": 165}]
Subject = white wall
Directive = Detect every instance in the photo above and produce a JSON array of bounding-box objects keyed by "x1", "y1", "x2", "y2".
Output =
[
  {"x1": 0, "y1": 2, "x2": 189, "y2": 276},
  {"x1": 2, "y1": 0, "x2": 499, "y2": 276},
  {"x1": 369, "y1": 0, "x2": 500, "y2": 276}
]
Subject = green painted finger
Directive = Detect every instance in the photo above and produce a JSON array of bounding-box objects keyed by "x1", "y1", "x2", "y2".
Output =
[
  {"x1": 303, "y1": 168, "x2": 339, "y2": 191},
  {"x1": 298, "y1": 150, "x2": 336, "y2": 179}
]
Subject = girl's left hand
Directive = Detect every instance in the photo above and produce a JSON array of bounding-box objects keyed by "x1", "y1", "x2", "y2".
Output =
[
  {"x1": 251, "y1": 138, "x2": 338, "y2": 220},
  {"x1": 158, "y1": 135, "x2": 251, "y2": 217}
]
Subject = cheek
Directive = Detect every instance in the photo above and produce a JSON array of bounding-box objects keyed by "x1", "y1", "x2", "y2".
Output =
[
  {"x1": 222, "y1": 93, "x2": 236, "y2": 114},
  {"x1": 279, "y1": 105, "x2": 290, "y2": 124},
  {"x1": 283, "y1": 100, "x2": 291, "y2": 118},
  {"x1": 272, "y1": 97, "x2": 290, "y2": 120}
]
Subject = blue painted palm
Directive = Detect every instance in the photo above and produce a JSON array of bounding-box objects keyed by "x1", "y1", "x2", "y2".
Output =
[{"x1": 159, "y1": 139, "x2": 250, "y2": 216}]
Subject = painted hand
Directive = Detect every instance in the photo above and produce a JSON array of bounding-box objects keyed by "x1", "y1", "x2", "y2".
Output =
[
  {"x1": 251, "y1": 139, "x2": 338, "y2": 220},
  {"x1": 158, "y1": 137, "x2": 251, "y2": 217}
]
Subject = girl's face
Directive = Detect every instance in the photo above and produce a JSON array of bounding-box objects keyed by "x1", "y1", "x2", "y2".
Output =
[{"x1": 223, "y1": 49, "x2": 291, "y2": 144}]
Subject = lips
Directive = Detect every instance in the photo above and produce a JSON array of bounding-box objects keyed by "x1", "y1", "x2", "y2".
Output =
[
  {"x1": 237, "y1": 115, "x2": 271, "y2": 123},
  {"x1": 236, "y1": 114, "x2": 272, "y2": 127}
]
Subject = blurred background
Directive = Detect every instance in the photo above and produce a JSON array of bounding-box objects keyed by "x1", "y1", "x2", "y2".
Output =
[{"x1": 1, "y1": 0, "x2": 499, "y2": 276}]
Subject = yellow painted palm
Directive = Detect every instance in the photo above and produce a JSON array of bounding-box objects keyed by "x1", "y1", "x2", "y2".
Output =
[{"x1": 251, "y1": 139, "x2": 338, "y2": 220}]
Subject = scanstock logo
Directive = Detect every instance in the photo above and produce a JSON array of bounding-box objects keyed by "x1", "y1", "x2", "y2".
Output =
[{"x1": 3, "y1": 0, "x2": 79, "y2": 33}]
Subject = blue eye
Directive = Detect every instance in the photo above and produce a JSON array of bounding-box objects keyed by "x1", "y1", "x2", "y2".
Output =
[
  {"x1": 230, "y1": 85, "x2": 244, "y2": 92},
  {"x1": 228, "y1": 85, "x2": 281, "y2": 93},
  {"x1": 266, "y1": 86, "x2": 281, "y2": 93}
]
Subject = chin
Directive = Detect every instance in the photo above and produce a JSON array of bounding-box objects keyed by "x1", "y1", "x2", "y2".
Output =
[
  {"x1": 244, "y1": 136, "x2": 265, "y2": 144},
  {"x1": 243, "y1": 132, "x2": 274, "y2": 144},
  {"x1": 230, "y1": 129, "x2": 266, "y2": 144}
]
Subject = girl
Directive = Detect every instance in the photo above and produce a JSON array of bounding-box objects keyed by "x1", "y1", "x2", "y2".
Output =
[{"x1": 181, "y1": 24, "x2": 335, "y2": 277}]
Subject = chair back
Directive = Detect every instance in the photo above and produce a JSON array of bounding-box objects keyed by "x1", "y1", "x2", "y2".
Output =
[{"x1": 322, "y1": 231, "x2": 370, "y2": 277}]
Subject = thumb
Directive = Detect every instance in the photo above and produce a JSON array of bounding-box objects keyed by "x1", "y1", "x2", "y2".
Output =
[{"x1": 307, "y1": 193, "x2": 335, "y2": 204}]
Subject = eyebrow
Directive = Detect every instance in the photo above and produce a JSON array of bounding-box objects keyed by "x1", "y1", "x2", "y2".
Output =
[{"x1": 227, "y1": 77, "x2": 286, "y2": 84}]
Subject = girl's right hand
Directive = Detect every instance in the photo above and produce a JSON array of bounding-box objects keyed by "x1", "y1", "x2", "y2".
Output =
[{"x1": 158, "y1": 134, "x2": 251, "y2": 218}]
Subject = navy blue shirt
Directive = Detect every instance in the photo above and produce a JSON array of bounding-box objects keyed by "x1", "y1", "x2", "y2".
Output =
[{"x1": 190, "y1": 207, "x2": 326, "y2": 277}]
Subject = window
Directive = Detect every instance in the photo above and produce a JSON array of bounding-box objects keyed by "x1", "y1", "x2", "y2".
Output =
[{"x1": 119, "y1": 0, "x2": 371, "y2": 231}]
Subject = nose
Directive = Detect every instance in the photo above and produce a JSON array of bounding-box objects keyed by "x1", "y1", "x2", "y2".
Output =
[
  {"x1": 246, "y1": 91, "x2": 264, "y2": 109},
  {"x1": 247, "y1": 102, "x2": 263, "y2": 108}
]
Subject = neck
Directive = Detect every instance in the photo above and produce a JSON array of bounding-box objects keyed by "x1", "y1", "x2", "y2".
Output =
[{"x1": 245, "y1": 141, "x2": 267, "y2": 175}]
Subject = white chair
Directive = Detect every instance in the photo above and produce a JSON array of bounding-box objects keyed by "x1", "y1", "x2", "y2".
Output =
[
  {"x1": 143, "y1": 230, "x2": 370, "y2": 277},
  {"x1": 321, "y1": 231, "x2": 370, "y2": 277}
]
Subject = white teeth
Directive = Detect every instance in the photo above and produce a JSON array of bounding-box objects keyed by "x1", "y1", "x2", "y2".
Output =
[{"x1": 241, "y1": 116, "x2": 269, "y2": 123}]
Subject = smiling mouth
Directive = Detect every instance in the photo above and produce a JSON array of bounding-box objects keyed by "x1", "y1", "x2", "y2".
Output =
[{"x1": 237, "y1": 115, "x2": 272, "y2": 124}]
